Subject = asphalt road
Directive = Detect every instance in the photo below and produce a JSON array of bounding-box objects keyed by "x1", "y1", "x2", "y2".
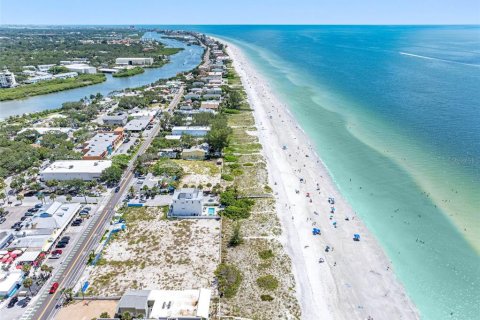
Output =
[{"x1": 31, "y1": 86, "x2": 184, "y2": 320}]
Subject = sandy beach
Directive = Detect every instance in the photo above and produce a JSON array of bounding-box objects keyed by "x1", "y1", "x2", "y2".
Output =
[{"x1": 224, "y1": 41, "x2": 419, "y2": 320}]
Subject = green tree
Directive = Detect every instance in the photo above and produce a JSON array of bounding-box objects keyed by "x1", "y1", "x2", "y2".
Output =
[
  {"x1": 66, "y1": 194, "x2": 73, "y2": 202},
  {"x1": 100, "y1": 166, "x2": 123, "y2": 185},
  {"x1": 62, "y1": 287, "x2": 74, "y2": 302},
  {"x1": 121, "y1": 311, "x2": 133, "y2": 320},
  {"x1": 37, "y1": 193, "x2": 45, "y2": 204},
  {"x1": 99, "y1": 312, "x2": 110, "y2": 318},
  {"x1": 49, "y1": 193, "x2": 57, "y2": 202},
  {"x1": 229, "y1": 222, "x2": 243, "y2": 247},
  {"x1": 0, "y1": 193, "x2": 5, "y2": 204},
  {"x1": 215, "y1": 264, "x2": 242, "y2": 298},
  {"x1": 16, "y1": 194, "x2": 24, "y2": 204},
  {"x1": 22, "y1": 264, "x2": 32, "y2": 275},
  {"x1": 22, "y1": 277, "x2": 34, "y2": 296}
]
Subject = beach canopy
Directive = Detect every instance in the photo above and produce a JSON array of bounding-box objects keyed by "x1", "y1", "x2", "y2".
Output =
[{"x1": 353, "y1": 234, "x2": 361, "y2": 241}]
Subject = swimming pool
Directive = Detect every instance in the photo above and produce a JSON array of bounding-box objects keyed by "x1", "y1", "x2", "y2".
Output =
[{"x1": 208, "y1": 207, "x2": 215, "y2": 216}]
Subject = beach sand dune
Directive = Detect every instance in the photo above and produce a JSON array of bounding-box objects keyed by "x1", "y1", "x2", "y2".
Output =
[{"x1": 224, "y1": 41, "x2": 419, "y2": 320}]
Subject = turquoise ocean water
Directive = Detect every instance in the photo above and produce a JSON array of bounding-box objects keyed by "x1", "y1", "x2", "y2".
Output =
[{"x1": 175, "y1": 25, "x2": 479, "y2": 319}]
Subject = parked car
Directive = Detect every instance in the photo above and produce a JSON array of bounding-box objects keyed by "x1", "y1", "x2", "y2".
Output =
[
  {"x1": 20, "y1": 216, "x2": 27, "y2": 221},
  {"x1": 56, "y1": 243, "x2": 66, "y2": 248},
  {"x1": 49, "y1": 254, "x2": 61, "y2": 259},
  {"x1": 21, "y1": 297, "x2": 31, "y2": 308},
  {"x1": 34, "y1": 203, "x2": 43, "y2": 209},
  {"x1": 52, "y1": 249, "x2": 63, "y2": 255},
  {"x1": 7, "y1": 296, "x2": 18, "y2": 308},
  {"x1": 115, "y1": 186, "x2": 121, "y2": 193},
  {"x1": 24, "y1": 212, "x2": 34, "y2": 217},
  {"x1": 0, "y1": 217, "x2": 6, "y2": 224},
  {"x1": 61, "y1": 236, "x2": 70, "y2": 241},
  {"x1": 49, "y1": 282, "x2": 59, "y2": 294}
]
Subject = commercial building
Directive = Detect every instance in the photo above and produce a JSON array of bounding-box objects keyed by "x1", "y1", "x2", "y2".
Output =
[
  {"x1": 0, "y1": 69, "x2": 17, "y2": 88},
  {"x1": 124, "y1": 116, "x2": 151, "y2": 132},
  {"x1": 0, "y1": 271, "x2": 23, "y2": 297},
  {"x1": 9, "y1": 202, "x2": 81, "y2": 252},
  {"x1": 116, "y1": 57, "x2": 154, "y2": 66},
  {"x1": 64, "y1": 63, "x2": 97, "y2": 74},
  {"x1": 103, "y1": 113, "x2": 128, "y2": 126},
  {"x1": 37, "y1": 64, "x2": 56, "y2": 72},
  {"x1": 171, "y1": 126, "x2": 210, "y2": 137},
  {"x1": 82, "y1": 128, "x2": 124, "y2": 160},
  {"x1": 116, "y1": 289, "x2": 211, "y2": 320},
  {"x1": 170, "y1": 188, "x2": 204, "y2": 217},
  {"x1": 40, "y1": 160, "x2": 112, "y2": 181}
]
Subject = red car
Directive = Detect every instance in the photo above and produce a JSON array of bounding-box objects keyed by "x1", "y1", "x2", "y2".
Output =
[
  {"x1": 52, "y1": 249, "x2": 62, "y2": 255},
  {"x1": 49, "y1": 282, "x2": 59, "y2": 294}
]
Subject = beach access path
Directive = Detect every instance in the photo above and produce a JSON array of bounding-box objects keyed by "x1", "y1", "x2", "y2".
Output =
[{"x1": 224, "y1": 41, "x2": 419, "y2": 320}]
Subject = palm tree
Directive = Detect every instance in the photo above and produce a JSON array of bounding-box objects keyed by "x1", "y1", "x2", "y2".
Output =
[
  {"x1": 49, "y1": 193, "x2": 57, "y2": 202},
  {"x1": 66, "y1": 194, "x2": 73, "y2": 202},
  {"x1": 0, "y1": 192, "x2": 6, "y2": 204},
  {"x1": 62, "y1": 287, "x2": 73, "y2": 302},
  {"x1": 129, "y1": 186, "x2": 135, "y2": 197},
  {"x1": 122, "y1": 311, "x2": 133, "y2": 320},
  {"x1": 22, "y1": 264, "x2": 32, "y2": 275},
  {"x1": 22, "y1": 277, "x2": 34, "y2": 296},
  {"x1": 37, "y1": 193, "x2": 45, "y2": 204},
  {"x1": 16, "y1": 194, "x2": 24, "y2": 205},
  {"x1": 79, "y1": 186, "x2": 88, "y2": 204}
]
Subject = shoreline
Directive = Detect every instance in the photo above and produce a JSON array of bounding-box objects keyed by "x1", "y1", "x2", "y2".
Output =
[{"x1": 224, "y1": 40, "x2": 419, "y2": 319}]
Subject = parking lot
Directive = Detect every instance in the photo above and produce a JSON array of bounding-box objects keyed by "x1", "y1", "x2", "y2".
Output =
[{"x1": 0, "y1": 202, "x2": 100, "y2": 319}]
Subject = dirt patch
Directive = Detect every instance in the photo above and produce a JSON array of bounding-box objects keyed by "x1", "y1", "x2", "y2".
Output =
[{"x1": 55, "y1": 300, "x2": 118, "y2": 320}]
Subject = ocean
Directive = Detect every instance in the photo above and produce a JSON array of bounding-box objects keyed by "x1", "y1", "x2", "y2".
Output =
[{"x1": 178, "y1": 25, "x2": 479, "y2": 319}]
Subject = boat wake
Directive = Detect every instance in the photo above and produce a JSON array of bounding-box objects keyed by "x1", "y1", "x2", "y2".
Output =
[{"x1": 399, "y1": 52, "x2": 480, "y2": 67}]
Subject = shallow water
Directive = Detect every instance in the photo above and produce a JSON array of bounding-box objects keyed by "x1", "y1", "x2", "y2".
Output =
[{"x1": 184, "y1": 25, "x2": 480, "y2": 320}]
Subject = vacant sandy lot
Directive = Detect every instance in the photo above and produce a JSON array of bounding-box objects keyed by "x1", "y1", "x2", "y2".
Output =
[
  {"x1": 87, "y1": 207, "x2": 221, "y2": 296},
  {"x1": 175, "y1": 159, "x2": 221, "y2": 188},
  {"x1": 55, "y1": 300, "x2": 118, "y2": 320}
]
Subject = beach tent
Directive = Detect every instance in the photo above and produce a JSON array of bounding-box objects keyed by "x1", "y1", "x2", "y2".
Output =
[{"x1": 353, "y1": 234, "x2": 361, "y2": 241}]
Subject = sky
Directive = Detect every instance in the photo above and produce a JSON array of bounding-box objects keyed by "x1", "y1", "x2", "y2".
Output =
[{"x1": 0, "y1": 0, "x2": 479, "y2": 25}]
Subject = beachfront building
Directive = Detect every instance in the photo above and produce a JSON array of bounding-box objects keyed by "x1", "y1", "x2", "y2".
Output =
[
  {"x1": 103, "y1": 113, "x2": 128, "y2": 126},
  {"x1": 170, "y1": 188, "x2": 204, "y2": 217},
  {"x1": 116, "y1": 289, "x2": 211, "y2": 319},
  {"x1": 0, "y1": 69, "x2": 17, "y2": 88},
  {"x1": 64, "y1": 63, "x2": 97, "y2": 74},
  {"x1": 40, "y1": 160, "x2": 112, "y2": 181},
  {"x1": 82, "y1": 128, "x2": 124, "y2": 160},
  {"x1": 116, "y1": 57, "x2": 154, "y2": 66},
  {"x1": 171, "y1": 126, "x2": 210, "y2": 137}
]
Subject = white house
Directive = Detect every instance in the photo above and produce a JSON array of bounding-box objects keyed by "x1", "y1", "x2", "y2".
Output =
[
  {"x1": 170, "y1": 188, "x2": 204, "y2": 217},
  {"x1": 40, "y1": 160, "x2": 112, "y2": 181},
  {"x1": 116, "y1": 289, "x2": 211, "y2": 320}
]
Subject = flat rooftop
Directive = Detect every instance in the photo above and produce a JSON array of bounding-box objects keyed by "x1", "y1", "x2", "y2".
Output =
[
  {"x1": 173, "y1": 188, "x2": 202, "y2": 201},
  {"x1": 124, "y1": 117, "x2": 150, "y2": 131},
  {"x1": 84, "y1": 132, "x2": 120, "y2": 157},
  {"x1": 149, "y1": 289, "x2": 211, "y2": 319},
  {"x1": 41, "y1": 160, "x2": 112, "y2": 174}
]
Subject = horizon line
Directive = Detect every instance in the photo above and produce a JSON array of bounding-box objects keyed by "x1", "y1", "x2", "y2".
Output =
[{"x1": 1, "y1": 23, "x2": 479, "y2": 27}]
